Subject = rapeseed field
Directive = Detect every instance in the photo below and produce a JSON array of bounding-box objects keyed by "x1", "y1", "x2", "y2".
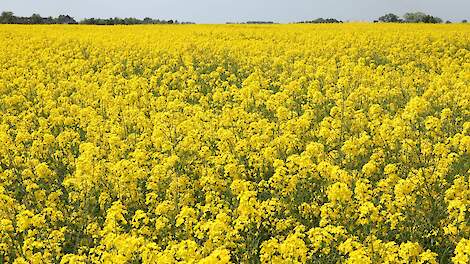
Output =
[{"x1": 0, "y1": 24, "x2": 469, "y2": 263}]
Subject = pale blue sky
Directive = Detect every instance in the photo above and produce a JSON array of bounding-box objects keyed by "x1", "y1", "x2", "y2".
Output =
[{"x1": 1, "y1": 0, "x2": 469, "y2": 23}]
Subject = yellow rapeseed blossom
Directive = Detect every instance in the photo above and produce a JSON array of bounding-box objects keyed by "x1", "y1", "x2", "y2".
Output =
[{"x1": 0, "y1": 23, "x2": 469, "y2": 263}]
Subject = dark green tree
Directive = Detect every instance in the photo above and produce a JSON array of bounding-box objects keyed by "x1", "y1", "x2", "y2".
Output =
[
  {"x1": 57, "y1": 15, "x2": 77, "y2": 24},
  {"x1": 0, "y1": 11, "x2": 15, "y2": 23},
  {"x1": 403, "y1": 12, "x2": 442, "y2": 23},
  {"x1": 378, "y1": 13, "x2": 401, "y2": 23},
  {"x1": 30, "y1": 13, "x2": 43, "y2": 24},
  {"x1": 422, "y1": 15, "x2": 442, "y2": 23}
]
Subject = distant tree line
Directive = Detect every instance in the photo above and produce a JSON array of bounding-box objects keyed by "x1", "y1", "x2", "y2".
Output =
[
  {"x1": 0, "y1": 11, "x2": 194, "y2": 25},
  {"x1": 376, "y1": 12, "x2": 464, "y2": 24},
  {"x1": 0, "y1": 11, "x2": 77, "y2": 24},
  {"x1": 297, "y1": 18, "x2": 343, "y2": 24},
  {"x1": 79, "y1": 17, "x2": 193, "y2": 25},
  {"x1": 2, "y1": 10, "x2": 466, "y2": 25},
  {"x1": 226, "y1": 21, "x2": 275, "y2": 24},
  {"x1": 245, "y1": 21, "x2": 275, "y2": 24}
]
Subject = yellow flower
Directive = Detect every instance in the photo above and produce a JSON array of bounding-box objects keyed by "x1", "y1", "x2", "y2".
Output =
[
  {"x1": 453, "y1": 239, "x2": 470, "y2": 264},
  {"x1": 327, "y1": 182, "x2": 352, "y2": 203},
  {"x1": 0, "y1": 23, "x2": 468, "y2": 263}
]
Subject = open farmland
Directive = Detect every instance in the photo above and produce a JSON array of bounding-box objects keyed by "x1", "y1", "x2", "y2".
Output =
[{"x1": 0, "y1": 24, "x2": 469, "y2": 263}]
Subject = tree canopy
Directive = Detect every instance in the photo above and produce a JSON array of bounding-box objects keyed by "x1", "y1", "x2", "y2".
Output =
[
  {"x1": 377, "y1": 12, "x2": 445, "y2": 24},
  {"x1": 0, "y1": 11, "x2": 192, "y2": 25},
  {"x1": 378, "y1": 13, "x2": 402, "y2": 23},
  {"x1": 297, "y1": 18, "x2": 343, "y2": 24}
]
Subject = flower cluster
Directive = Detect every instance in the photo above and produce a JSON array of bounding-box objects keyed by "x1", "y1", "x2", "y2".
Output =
[{"x1": 0, "y1": 23, "x2": 469, "y2": 263}]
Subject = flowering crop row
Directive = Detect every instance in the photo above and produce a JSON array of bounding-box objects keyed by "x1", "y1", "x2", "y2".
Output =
[{"x1": 0, "y1": 24, "x2": 469, "y2": 263}]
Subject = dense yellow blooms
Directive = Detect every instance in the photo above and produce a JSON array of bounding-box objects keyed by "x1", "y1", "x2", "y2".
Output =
[{"x1": 0, "y1": 23, "x2": 469, "y2": 263}]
